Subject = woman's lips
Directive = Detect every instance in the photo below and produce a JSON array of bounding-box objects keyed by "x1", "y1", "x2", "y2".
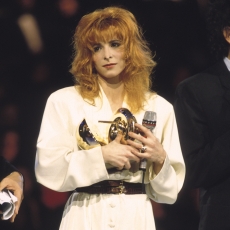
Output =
[{"x1": 103, "y1": 63, "x2": 116, "y2": 68}]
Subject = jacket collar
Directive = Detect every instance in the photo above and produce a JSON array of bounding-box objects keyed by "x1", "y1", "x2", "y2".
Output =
[
  {"x1": 204, "y1": 60, "x2": 230, "y2": 102},
  {"x1": 208, "y1": 60, "x2": 230, "y2": 90},
  {"x1": 82, "y1": 85, "x2": 131, "y2": 144},
  {"x1": 215, "y1": 60, "x2": 230, "y2": 101}
]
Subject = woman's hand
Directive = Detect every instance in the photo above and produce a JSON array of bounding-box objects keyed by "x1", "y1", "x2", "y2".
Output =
[
  {"x1": 0, "y1": 172, "x2": 24, "y2": 222},
  {"x1": 127, "y1": 123, "x2": 166, "y2": 174},
  {"x1": 101, "y1": 133, "x2": 140, "y2": 170}
]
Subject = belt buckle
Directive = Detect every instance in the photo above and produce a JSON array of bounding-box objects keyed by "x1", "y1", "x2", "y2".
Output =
[{"x1": 111, "y1": 181, "x2": 127, "y2": 194}]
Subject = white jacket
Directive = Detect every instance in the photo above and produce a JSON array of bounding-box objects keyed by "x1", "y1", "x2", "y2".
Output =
[{"x1": 35, "y1": 86, "x2": 185, "y2": 230}]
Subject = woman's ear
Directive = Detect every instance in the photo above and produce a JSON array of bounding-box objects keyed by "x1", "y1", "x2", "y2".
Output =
[{"x1": 223, "y1": 27, "x2": 230, "y2": 44}]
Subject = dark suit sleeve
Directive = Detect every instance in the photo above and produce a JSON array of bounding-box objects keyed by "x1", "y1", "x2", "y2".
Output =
[
  {"x1": 0, "y1": 156, "x2": 17, "y2": 181},
  {"x1": 174, "y1": 79, "x2": 230, "y2": 189}
]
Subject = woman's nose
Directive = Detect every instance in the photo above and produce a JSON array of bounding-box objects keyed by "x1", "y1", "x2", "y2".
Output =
[{"x1": 103, "y1": 47, "x2": 112, "y2": 61}]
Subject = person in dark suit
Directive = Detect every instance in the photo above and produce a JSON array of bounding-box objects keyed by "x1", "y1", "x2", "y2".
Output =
[
  {"x1": 0, "y1": 156, "x2": 24, "y2": 222},
  {"x1": 174, "y1": 0, "x2": 230, "y2": 229}
]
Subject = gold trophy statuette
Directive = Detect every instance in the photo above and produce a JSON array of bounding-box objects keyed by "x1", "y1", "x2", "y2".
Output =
[
  {"x1": 78, "y1": 108, "x2": 139, "y2": 172},
  {"x1": 99, "y1": 108, "x2": 139, "y2": 144}
]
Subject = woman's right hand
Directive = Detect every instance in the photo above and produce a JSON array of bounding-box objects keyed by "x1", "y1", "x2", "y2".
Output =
[{"x1": 101, "y1": 133, "x2": 140, "y2": 170}]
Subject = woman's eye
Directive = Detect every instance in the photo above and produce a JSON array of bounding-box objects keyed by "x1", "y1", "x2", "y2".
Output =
[
  {"x1": 111, "y1": 42, "x2": 121, "y2": 47},
  {"x1": 93, "y1": 46, "x2": 101, "y2": 52}
]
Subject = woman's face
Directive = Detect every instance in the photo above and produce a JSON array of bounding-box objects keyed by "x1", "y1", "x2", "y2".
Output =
[{"x1": 92, "y1": 39, "x2": 126, "y2": 83}]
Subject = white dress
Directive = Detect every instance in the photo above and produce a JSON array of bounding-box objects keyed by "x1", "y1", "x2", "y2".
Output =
[{"x1": 35, "y1": 86, "x2": 185, "y2": 230}]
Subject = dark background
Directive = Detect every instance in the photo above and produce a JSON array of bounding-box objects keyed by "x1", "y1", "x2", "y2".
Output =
[{"x1": 0, "y1": 0, "x2": 210, "y2": 229}]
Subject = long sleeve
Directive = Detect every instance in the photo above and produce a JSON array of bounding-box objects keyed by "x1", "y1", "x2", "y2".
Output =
[
  {"x1": 174, "y1": 74, "x2": 230, "y2": 189},
  {"x1": 35, "y1": 88, "x2": 109, "y2": 192},
  {"x1": 0, "y1": 156, "x2": 17, "y2": 181},
  {"x1": 144, "y1": 97, "x2": 185, "y2": 204}
]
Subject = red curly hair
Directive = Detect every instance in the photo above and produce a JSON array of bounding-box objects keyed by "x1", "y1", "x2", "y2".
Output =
[{"x1": 71, "y1": 6, "x2": 156, "y2": 113}]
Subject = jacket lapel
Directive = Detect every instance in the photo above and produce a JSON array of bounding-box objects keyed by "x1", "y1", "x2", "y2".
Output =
[
  {"x1": 207, "y1": 60, "x2": 230, "y2": 102},
  {"x1": 82, "y1": 92, "x2": 113, "y2": 145}
]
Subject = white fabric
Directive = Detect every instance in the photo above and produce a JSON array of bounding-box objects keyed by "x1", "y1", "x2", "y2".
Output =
[
  {"x1": 223, "y1": 57, "x2": 230, "y2": 71},
  {"x1": 0, "y1": 189, "x2": 17, "y2": 220},
  {"x1": 35, "y1": 86, "x2": 185, "y2": 230}
]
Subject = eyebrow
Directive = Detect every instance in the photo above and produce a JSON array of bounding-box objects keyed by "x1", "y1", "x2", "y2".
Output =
[
  {"x1": 92, "y1": 39, "x2": 121, "y2": 45},
  {"x1": 109, "y1": 39, "x2": 121, "y2": 42},
  {"x1": 92, "y1": 43, "x2": 101, "y2": 46}
]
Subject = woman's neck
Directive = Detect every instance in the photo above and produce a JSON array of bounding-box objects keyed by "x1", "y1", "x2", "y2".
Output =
[{"x1": 98, "y1": 77, "x2": 125, "y2": 113}]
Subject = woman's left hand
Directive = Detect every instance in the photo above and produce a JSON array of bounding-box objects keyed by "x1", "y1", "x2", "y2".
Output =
[{"x1": 127, "y1": 123, "x2": 166, "y2": 174}]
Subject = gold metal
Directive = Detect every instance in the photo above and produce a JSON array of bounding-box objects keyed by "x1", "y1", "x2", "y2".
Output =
[
  {"x1": 79, "y1": 108, "x2": 139, "y2": 148},
  {"x1": 110, "y1": 181, "x2": 127, "y2": 194},
  {"x1": 108, "y1": 108, "x2": 138, "y2": 142}
]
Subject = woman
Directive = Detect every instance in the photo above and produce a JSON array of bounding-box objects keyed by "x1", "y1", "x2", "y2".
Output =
[{"x1": 35, "y1": 6, "x2": 185, "y2": 230}]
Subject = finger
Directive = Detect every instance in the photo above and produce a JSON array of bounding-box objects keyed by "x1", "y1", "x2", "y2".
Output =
[
  {"x1": 11, "y1": 187, "x2": 23, "y2": 212},
  {"x1": 14, "y1": 201, "x2": 20, "y2": 215},
  {"x1": 11, "y1": 198, "x2": 21, "y2": 222},
  {"x1": 0, "y1": 178, "x2": 15, "y2": 191},
  {"x1": 13, "y1": 190, "x2": 23, "y2": 213},
  {"x1": 127, "y1": 148, "x2": 141, "y2": 162},
  {"x1": 0, "y1": 181, "x2": 6, "y2": 191},
  {"x1": 114, "y1": 132, "x2": 123, "y2": 143},
  {"x1": 128, "y1": 146, "x2": 148, "y2": 159},
  {"x1": 130, "y1": 154, "x2": 141, "y2": 163},
  {"x1": 128, "y1": 131, "x2": 147, "y2": 144},
  {"x1": 127, "y1": 139, "x2": 142, "y2": 148},
  {"x1": 116, "y1": 166, "x2": 124, "y2": 170},
  {"x1": 135, "y1": 123, "x2": 152, "y2": 136},
  {"x1": 135, "y1": 123, "x2": 148, "y2": 130},
  {"x1": 132, "y1": 151, "x2": 147, "y2": 159},
  {"x1": 10, "y1": 213, "x2": 16, "y2": 223},
  {"x1": 124, "y1": 160, "x2": 131, "y2": 169},
  {"x1": 116, "y1": 158, "x2": 131, "y2": 170}
]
